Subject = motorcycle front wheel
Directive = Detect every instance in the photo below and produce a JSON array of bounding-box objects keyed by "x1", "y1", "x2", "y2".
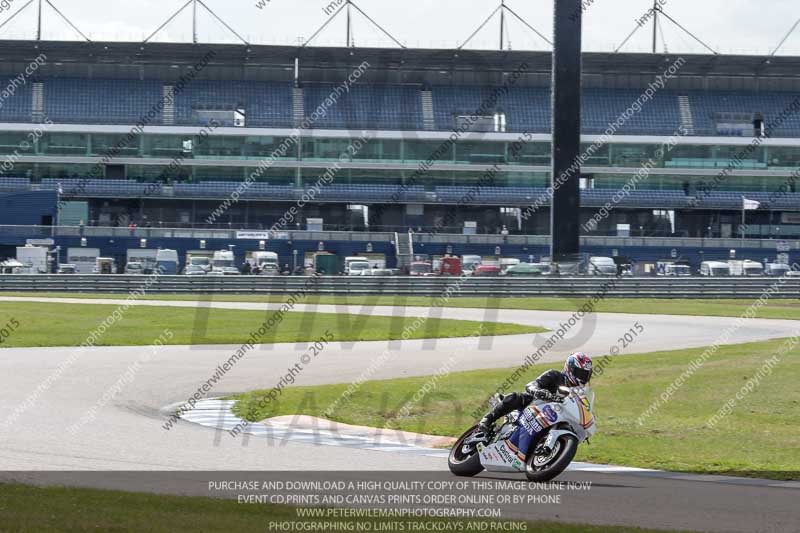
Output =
[
  {"x1": 448, "y1": 425, "x2": 485, "y2": 477},
  {"x1": 524, "y1": 433, "x2": 578, "y2": 482}
]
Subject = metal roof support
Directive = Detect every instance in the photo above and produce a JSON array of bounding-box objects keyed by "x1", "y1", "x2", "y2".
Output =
[
  {"x1": 0, "y1": 0, "x2": 34, "y2": 36},
  {"x1": 0, "y1": 0, "x2": 89, "y2": 41},
  {"x1": 303, "y1": 0, "x2": 404, "y2": 49},
  {"x1": 144, "y1": 0, "x2": 248, "y2": 45},
  {"x1": 44, "y1": 0, "x2": 90, "y2": 42},
  {"x1": 615, "y1": 4, "x2": 715, "y2": 55},
  {"x1": 144, "y1": 0, "x2": 193, "y2": 43},
  {"x1": 771, "y1": 16, "x2": 800, "y2": 56},
  {"x1": 458, "y1": 0, "x2": 550, "y2": 51}
]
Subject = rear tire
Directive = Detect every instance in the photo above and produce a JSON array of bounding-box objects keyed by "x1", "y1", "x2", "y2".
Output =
[
  {"x1": 448, "y1": 425, "x2": 485, "y2": 477},
  {"x1": 524, "y1": 433, "x2": 578, "y2": 482}
]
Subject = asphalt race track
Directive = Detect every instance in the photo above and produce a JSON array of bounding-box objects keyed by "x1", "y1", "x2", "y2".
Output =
[{"x1": 1, "y1": 296, "x2": 799, "y2": 532}]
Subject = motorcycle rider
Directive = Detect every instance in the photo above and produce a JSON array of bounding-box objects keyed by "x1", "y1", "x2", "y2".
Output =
[{"x1": 478, "y1": 352, "x2": 594, "y2": 433}]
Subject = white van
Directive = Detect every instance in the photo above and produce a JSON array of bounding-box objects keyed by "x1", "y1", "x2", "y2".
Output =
[
  {"x1": 765, "y1": 263, "x2": 791, "y2": 277},
  {"x1": 665, "y1": 263, "x2": 692, "y2": 277},
  {"x1": 250, "y1": 251, "x2": 279, "y2": 270},
  {"x1": 588, "y1": 256, "x2": 617, "y2": 276},
  {"x1": 344, "y1": 256, "x2": 371, "y2": 276},
  {"x1": 700, "y1": 261, "x2": 731, "y2": 277}
]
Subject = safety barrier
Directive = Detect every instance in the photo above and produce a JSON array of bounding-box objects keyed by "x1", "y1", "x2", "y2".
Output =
[{"x1": 1, "y1": 275, "x2": 800, "y2": 299}]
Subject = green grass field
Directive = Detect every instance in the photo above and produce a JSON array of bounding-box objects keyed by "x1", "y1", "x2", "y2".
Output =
[
  {"x1": 3, "y1": 292, "x2": 800, "y2": 320},
  {"x1": 0, "y1": 484, "x2": 682, "y2": 533},
  {"x1": 0, "y1": 301, "x2": 543, "y2": 348},
  {"x1": 232, "y1": 337, "x2": 800, "y2": 480}
]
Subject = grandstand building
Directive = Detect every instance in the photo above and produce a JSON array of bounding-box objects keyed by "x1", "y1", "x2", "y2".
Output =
[{"x1": 0, "y1": 40, "x2": 799, "y2": 268}]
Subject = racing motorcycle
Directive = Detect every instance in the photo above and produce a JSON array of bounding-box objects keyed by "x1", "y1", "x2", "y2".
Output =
[{"x1": 448, "y1": 386, "x2": 596, "y2": 482}]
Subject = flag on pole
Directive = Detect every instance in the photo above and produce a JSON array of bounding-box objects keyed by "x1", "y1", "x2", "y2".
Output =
[{"x1": 743, "y1": 197, "x2": 760, "y2": 210}]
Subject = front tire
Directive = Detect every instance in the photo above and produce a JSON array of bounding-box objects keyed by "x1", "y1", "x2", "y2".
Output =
[
  {"x1": 448, "y1": 425, "x2": 485, "y2": 477},
  {"x1": 524, "y1": 433, "x2": 578, "y2": 482}
]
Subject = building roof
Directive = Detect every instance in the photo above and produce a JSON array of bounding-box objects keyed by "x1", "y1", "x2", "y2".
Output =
[{"x1": 1, "y1": 39, "x2": 799, "y2": 85}]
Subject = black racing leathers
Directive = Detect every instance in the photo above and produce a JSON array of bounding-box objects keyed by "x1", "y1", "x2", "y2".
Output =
[{"x1": 478, "y1": 370, "x2": 567, "y2": 430}]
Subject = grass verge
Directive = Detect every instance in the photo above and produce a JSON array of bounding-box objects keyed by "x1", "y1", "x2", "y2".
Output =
[
  {"x1": 0, "y1": 483, "x2": 683, "y2": 533},
  {"x1": 0, "y1": 301, "x2": 543, "y2": 348},
  {"x1": 232, "y1": 337, "x2": 800, "y2": 480},
  {"x1": 3, "y1": 292, "x2": 800, "y2": 320}
]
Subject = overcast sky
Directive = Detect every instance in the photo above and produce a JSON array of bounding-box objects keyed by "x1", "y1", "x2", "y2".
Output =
[{"x1": 1, "y1": 0, "x2": 799, "y2": 55}]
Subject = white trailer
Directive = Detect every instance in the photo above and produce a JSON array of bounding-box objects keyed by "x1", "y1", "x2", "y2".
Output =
[{"x1": 15, "y1": 246, "x2": 48, "y2": 274}]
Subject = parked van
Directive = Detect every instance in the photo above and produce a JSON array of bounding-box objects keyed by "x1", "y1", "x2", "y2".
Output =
[
  {"x1": 765, "y1": 263, "x2": 791, "y2": 277},
  {"x1": 727, "y1": 260, "x2": 763, "y2": 277},
  {"x1": 249, "y1": 251, "x2": 279, "y2": 271},
  {"x1": 344, "y1": 257, "x2": 371, "y2": 276},
  {"x1": 700, "y1": 261, "x2": 731, "y2": 277},
  {"x1": 588, "y1": 256, "x2": 617, "y2": 276},
  {"x1": 664, "y1": 263, "x2": 692, "y2": 277},
  {"x1": 156, "y1": 249, "x2": 179, "y2": 275},
  {"x1": 211, "y1": 250, "x2": 239, "y2": 275},
  {"x1": 188, "y1": 255, "x2": 212, "y2": 273}
]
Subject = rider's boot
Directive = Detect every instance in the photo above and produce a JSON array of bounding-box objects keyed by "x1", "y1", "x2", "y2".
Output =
[{"x1": 477, "y1": 402, "x2": 506, "y2": 434}]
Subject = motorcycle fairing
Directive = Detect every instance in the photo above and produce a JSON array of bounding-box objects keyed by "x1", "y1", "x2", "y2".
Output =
[
  {"x1": 509, "y1": 402, "x2": 559, "y2": 456},
  {"x1": 477, "y1": 439, "x2": 525, "y2": 472}
]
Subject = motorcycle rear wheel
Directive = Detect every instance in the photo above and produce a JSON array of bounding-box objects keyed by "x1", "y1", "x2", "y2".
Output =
[
  {"x1": 524, "y1": 433, "x2": 578, "y2": 482},
  {"x1": 448, "y1": 425, "x2": 485, "y2": 477}
]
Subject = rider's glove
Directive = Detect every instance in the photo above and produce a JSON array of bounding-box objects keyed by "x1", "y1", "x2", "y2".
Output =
[{"x1": 531, "y1": 389, "x2": 553, "y2": 401}]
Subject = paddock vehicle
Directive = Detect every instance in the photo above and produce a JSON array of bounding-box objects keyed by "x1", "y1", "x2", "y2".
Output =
[
  {"x1": 765, "y1": 263, "x2": 791, "y2": 277},
  {"x1": 505, "y1": 263, "x2": 550, "y2": 276},
  {"x1": 499, "y1": 258, "x2": 521, "y2": 274},
  {"x1": 449, "y1": 386, "x2": 596, "y2": 482},
  {"x1": 664, "y1": 263, "x2": 691, "y2": 276},
  {"x1": 439, "y1": 256, "x2": 462, "y2": 276},
  {"x1": 156, "y1": 249, "x2": 179, "y2": 275},
  {"x1": 700, "y1": 261, "x2": 731, "y2": 277},
  {"x1": 345, "y1": 259, "x2": 371, "y2": 276},
  {"x1": 259, "y1": 264, "x2": 281, "y2": 276},
  {"x1": 188, "y1": 255, "x2": 212, "y2": 273},
  {"x1": 211, "y1": 250, "x2": 239, "y2": 275},
  {"x1": 249, "y1": 251, "x2": 279, "y2": 272},
  {"x1": 588, "y1": 256, "x2": 617, "y2": 276},
  {"x1": 462, "y1": 255, "x2": 482, "y2": 275},
  {"x1": 56, "y1": 263, "x2": 77, "y2": 274},
  {"x1": 93, "y1": 257, "x2": 116, "y2": 274},
  {"x1": 359, "y1": 268, "x2": 395, "y2": 276},
  {"x1": 124, "y1": 262, "x2": 145, "y2": 275},
  {"x1": 728, "y1": 260, "x2": 764, "y2": 276},
  {"x1": 184, "y1": 265, "x2": 207, "y2": 276},
  {"x1": 409, "y1": 261, "x2": 433, "y2": 276},
  {"x1": 473, "y1": 264, "x2": 501, "y2": 277}
]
